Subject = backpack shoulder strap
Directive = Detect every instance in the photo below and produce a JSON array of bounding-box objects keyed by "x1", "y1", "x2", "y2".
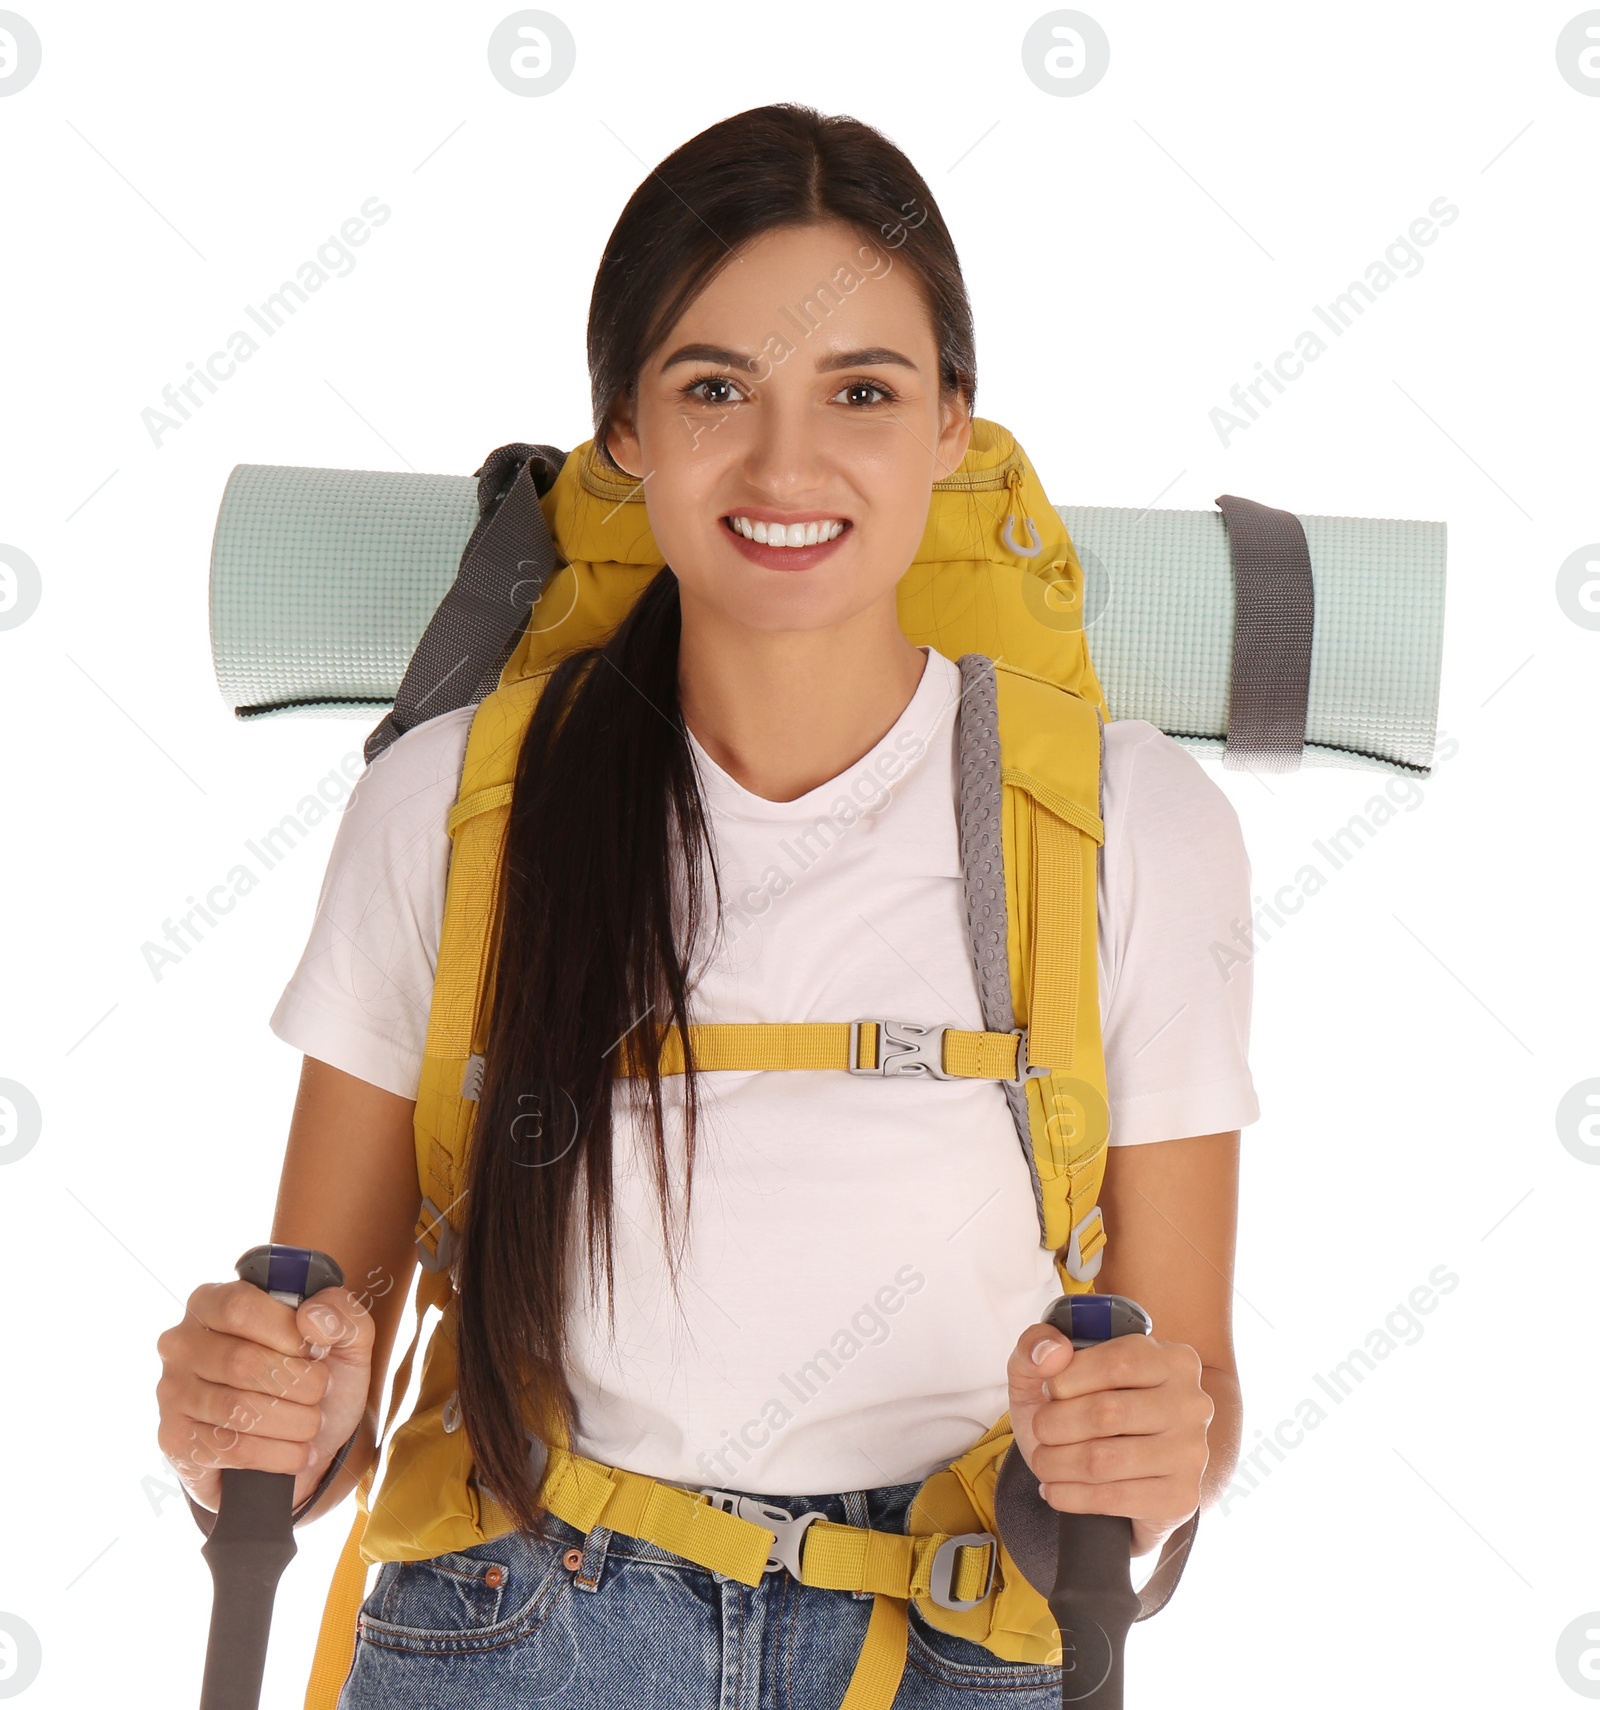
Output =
[
  {"x1": 413, "y1": 664, "x2": 560, "y2": 1275},
  {"x1": 961, "y1": 653, "x2": 1110, "y2": 1293}
]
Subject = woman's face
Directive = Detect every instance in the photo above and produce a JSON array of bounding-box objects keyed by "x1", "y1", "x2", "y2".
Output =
[{"x1": 605, "y1": 217, "x2": 972, "y2": 638}]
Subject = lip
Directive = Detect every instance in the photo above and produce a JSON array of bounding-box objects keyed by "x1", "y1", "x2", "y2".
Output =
[{"x1": 720, "y1": 513, "x2": 852, "y2": 573}]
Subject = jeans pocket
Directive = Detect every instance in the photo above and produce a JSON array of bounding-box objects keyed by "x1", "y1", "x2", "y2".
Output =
[
  {"x1": 359, "y1": 1530, "x2": 571, "y2": 1654},
  {"x1": 904, "y1": 1601, "x2": 1063, "y2": 1691}
]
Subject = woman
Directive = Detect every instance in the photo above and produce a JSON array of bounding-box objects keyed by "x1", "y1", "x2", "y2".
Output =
[{"x1": 157, "y1": 102, "x2": 1255, "y2": 1706}]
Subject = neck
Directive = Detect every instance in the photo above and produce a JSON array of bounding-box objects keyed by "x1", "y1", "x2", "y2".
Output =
[{"x1": 675, "y1": 592, "x2": 927, "y2": 803}]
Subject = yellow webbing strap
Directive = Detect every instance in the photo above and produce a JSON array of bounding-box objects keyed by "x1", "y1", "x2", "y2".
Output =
[
  {"x1": 447, "y1": 781, "x2": 514, "y2": 838},
  {"x1": 303, "y1": 1269, "x2": 450, "y2": 1710},
  {"x1": 535, "y1": 1443, "x2": 996, "y2": 1710},
  {"x1": 1000, "y1": 765, "x2": 1103, "y2": 845},
  {"x1": 626, "y1": 1021, "x2": 1029, "y2": 1079},
  {"x1": 303, "y1": 1463, "x2": 376, "y2": 1709},
  {"x1": 1022, "y1": 796, "x2": 1081, "y2": 1072},
  {"x1": 841, "y1": 1594, "x2": 911, "y2": 1709}
]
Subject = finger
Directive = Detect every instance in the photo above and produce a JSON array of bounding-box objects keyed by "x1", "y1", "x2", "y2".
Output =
[
  {"x1": 190, "y1": 1279, "x2": 315, "y2": 1359},
  {"x1": 1031, "y1": 1427, "x2": 1191, "y2": 1489},
  {"x1": 297, "y1": 1286, "x2": 376, "y2": 1358},
  {"x1": 165, "y1": 1411, "x2": 321, "y2": 1479},
  {"x1": 182, "y1": 1373, "x2": 324, "y2": 1441},
  {"x1": 185, "y1": 1326, "x2": 332, "y2": 1405},
  {"x1": 1036, "y1": 1472, "x2": 1197, "y2": 1521},
  {"x1": 1031, "y1": 1385, "x2": 1177, "y2": 1447},
  {"x1": 1006, "y1": 1322, "x2": 1075, "y2": 1394},
  {"x1": 1040, "y1": 1335, "x2": 1171, "y2": 1402}
]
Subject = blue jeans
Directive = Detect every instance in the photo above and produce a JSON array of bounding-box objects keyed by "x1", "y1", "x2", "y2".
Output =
[{"x1": 337, "y1": 1478, "x2": 1064, "y2": 1707}]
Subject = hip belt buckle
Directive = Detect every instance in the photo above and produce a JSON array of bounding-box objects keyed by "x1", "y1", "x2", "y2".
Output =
[
  {"x1": 697, "y1": 1487, "x2": 825, "y2": 1578},
  {"x1": 929, "y1": 1531, "x2": 998, "y2": 1611}
]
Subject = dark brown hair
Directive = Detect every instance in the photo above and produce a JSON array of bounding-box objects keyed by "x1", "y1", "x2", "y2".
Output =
[{"x1": 452, "y1": 102, "x2": 978, "y2": 1536}]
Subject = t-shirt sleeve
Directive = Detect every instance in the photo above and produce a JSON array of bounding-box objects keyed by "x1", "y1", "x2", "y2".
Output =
[
  {"x1": 268, "y1": 709, "x2": 473, "y2": 1100},
  {"x1": 1099, "y1": 721, "x2": 1261, "y2": 1146}
]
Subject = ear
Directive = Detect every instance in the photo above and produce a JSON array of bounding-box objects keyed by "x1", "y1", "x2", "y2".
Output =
[
  {"x1": 933, "y1": 396, "x2": 973, "y2": 481},
  {"x1": 604, "y1": 395, "x2": 642, "y2": 481}
]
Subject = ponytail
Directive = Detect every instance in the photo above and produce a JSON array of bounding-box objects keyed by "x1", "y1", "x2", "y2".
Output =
[{"x1": 454, "y1": 567, "x2": 719, "y2": 1537}]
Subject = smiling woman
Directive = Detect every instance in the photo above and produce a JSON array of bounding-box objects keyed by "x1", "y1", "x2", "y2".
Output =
[
  {"x1": 600, "y1": 215, "x2": 973, "y2": 800},
  {"x1": 157, "y1": 100, "x2": 1256, "y2": 1710}
]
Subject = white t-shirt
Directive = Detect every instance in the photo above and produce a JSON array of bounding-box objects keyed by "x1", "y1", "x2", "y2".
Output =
[{"x1": 271, "y1": 646, "x2": 1258, "y2": 1493}]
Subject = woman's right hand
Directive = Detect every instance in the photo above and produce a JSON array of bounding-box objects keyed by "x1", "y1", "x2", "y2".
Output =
[{"x1": 155, "y1": 1278, "x2": 376, "y2": 1517}]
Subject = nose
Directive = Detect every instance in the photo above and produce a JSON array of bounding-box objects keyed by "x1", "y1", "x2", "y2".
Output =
[{"x1": 734, "y1": 400, "x2": 834, "y2": 506}]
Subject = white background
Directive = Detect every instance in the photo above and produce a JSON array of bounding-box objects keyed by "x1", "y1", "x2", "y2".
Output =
[{"x1": 2, "y1": 2, "x2": 1597, "y2": 1705}]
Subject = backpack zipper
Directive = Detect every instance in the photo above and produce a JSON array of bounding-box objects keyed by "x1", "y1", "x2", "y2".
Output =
[{"x1": 932, "y1": 454, "x2": 1022, "y2": 492}]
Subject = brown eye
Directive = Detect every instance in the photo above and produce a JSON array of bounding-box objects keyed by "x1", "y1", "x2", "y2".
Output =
[
  {"x1": 680, "y1": 374, "x2": 744, "y2": 406},
  {"x1": 832, "y1": 380, "x2": 896, "y2": 407}
]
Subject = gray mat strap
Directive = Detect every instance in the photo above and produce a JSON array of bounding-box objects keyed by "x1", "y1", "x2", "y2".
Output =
[
  {"x1": 1214, "y1": 493, "x2": 1315, "y2": 773},
  {"x1": 363, "y1": 441, "x2": 569, "y2": 765}
]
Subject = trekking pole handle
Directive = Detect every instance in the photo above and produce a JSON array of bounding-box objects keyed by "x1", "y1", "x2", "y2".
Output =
[
  {"x1": 227, "y1": 1242, "x2": 346, "y2": 1520},
  {"x1": 196, "y1": 1244, "x2": 344, "y2": 1710},
  {"x1": 235, "y1": 1242, "x2": 346, "y2": 1312},
  {"x1": 1043, "y1": 1293, "x2": 1152, "y2": 1709}
]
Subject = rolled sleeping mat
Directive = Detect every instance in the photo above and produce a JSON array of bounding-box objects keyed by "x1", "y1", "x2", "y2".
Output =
[{"x1": 209, "y1": 460, "x2": 1446, "y2": 776}]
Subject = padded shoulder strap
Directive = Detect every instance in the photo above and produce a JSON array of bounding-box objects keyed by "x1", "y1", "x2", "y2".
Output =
[
  {"x1": 412, "y1": 666, "x2": 561, "y2": 1269},
  {"x1": 958, "y1": 655, "x2": 1109, "y2": 1278}
]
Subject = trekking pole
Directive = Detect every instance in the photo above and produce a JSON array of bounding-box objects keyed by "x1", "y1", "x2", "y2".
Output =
[
  {"x1": 197, "y1": 1243, "x2": 344, "y2": 1710},
  {"x1": 1043, "y1": 1293, "x2": 1152, "y2": 1708}
]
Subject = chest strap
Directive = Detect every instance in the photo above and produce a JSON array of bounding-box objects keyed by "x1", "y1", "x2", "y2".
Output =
[
  {"x1": 422, "y1": 1018, "x2": 1055, "y2": 1267},
  {"x1": 454, "y1": 1021, "x2": 1052, "y2": 1090},
  {"x1": 615, "y1": 1019, "x2": 1050, "y2": 1081}
]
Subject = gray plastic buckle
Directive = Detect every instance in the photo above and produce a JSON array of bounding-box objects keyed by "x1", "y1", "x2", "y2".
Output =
[
  {"x1": 1012, "y1": 1028, "x2": 1052, "y2": 1083},
  {"x1": 848, "y1": 1019, "x2": 953, "y2": 1080},
  {"x1": 416, "y1": 1196, "x2": 458, "y2": 1274},
  {"x1": 1063, "y1": 1205, "x2": 1106, "y2": 1283},
  {"x1": 697, "y1": 1488, "x2": 826, "y2": 1578},
  {"x1": 929, "y1": 1531, "x2": 998, "y2": 1611},
  {"x1": 462, "y1": 1053, "x2": 486, "y2": 1101}
]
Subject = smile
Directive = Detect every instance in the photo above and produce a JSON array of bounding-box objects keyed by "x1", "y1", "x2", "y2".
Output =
[
  {"x1": 726, "y1": 515, "x2": 849, "y2": 547},
  {"x1": 720, "y1": 513, "x2": 853, "y2": 573}
]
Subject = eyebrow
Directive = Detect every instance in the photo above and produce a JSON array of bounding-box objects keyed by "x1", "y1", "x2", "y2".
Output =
[{"x1": 658, "y1": 342, "x2": 919, "y2": 375}]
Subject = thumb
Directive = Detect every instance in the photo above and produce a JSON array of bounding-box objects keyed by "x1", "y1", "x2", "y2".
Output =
[
  {"x1": 297, "y1": 1286, "x2": 374, "y2": 1365},
  {"x1": 1007, "y1": 1322, "x2": 1074, "y2": 1470}
]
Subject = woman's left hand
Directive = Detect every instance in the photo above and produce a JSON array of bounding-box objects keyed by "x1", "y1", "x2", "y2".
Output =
[{"x1": 1006, "y1": 1319, "x2": 1213, "y2": 1557}]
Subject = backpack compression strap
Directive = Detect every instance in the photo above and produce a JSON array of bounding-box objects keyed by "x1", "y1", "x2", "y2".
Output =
[
  {"x1": 363, "y1": 442, "x2": 569, "y2": 765},
  {"x1": 1214, "y1": 492, "x2": 1316, "y2": 774}
]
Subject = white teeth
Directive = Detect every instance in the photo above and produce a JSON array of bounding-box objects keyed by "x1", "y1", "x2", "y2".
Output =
[{"x1": 729, "y1": 516, "x2": 847, "y2": 547}]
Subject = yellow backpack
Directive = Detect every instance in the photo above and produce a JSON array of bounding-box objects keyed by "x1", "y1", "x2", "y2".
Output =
[{"x1": 305, "y1": 419, "x2": 1171, "y2": 1709}]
